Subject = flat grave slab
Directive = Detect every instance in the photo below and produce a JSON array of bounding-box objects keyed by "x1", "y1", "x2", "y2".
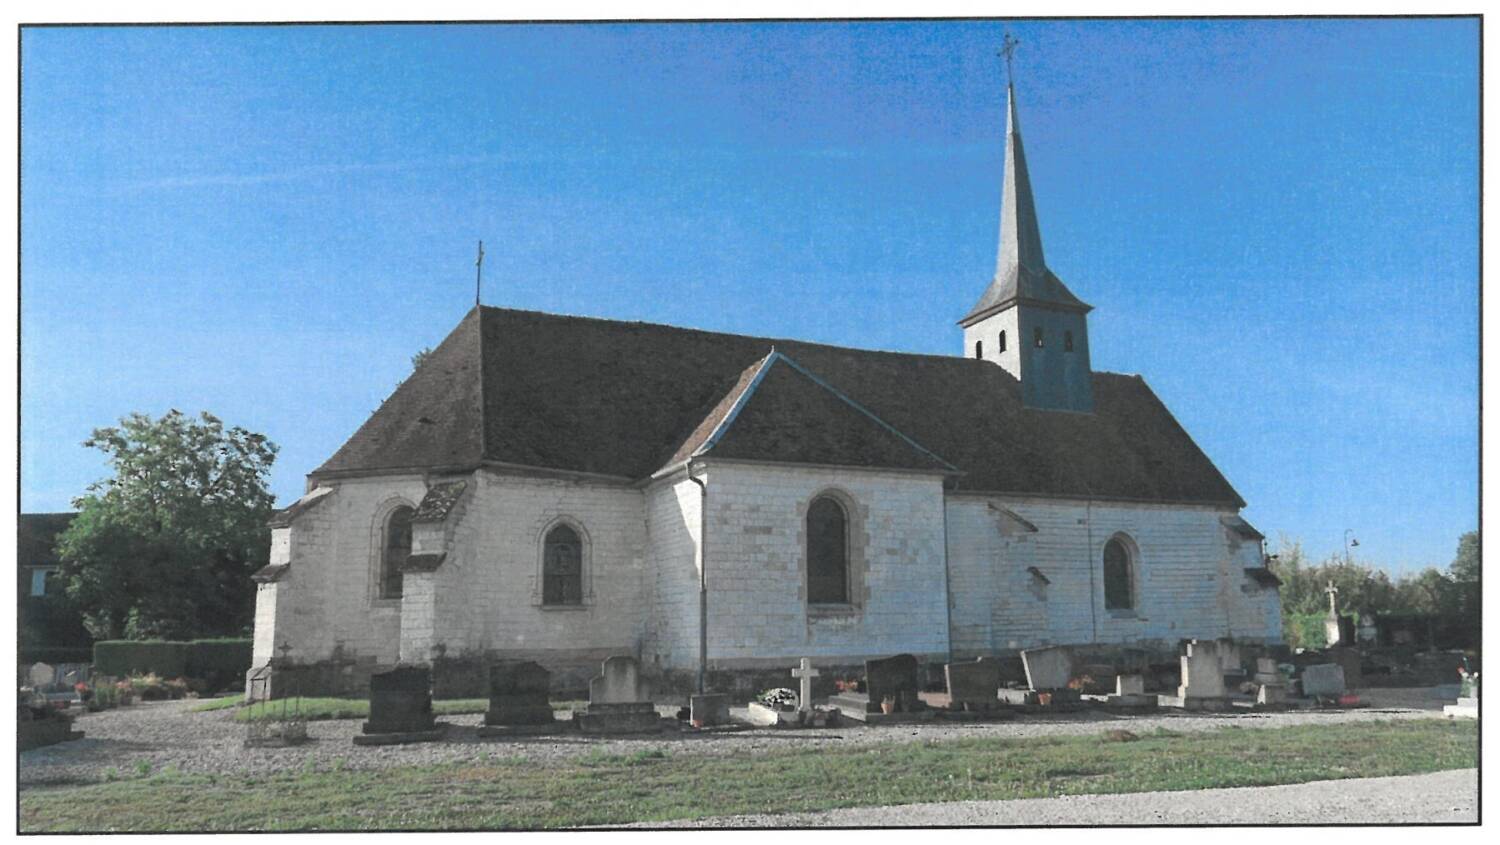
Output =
[{"x1": 353, "y1": 726, "x2": 447, "y2": 746}]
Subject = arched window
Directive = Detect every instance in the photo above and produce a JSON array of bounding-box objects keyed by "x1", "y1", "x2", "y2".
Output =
[
  {"x1": 998, "y1": 330, "x2": 1007, "y2": 352},
  {"x1": 543, "y1": 524, "x2": 584, "y2": 606},
  {"x1": 1103, "y1": 537, "x2": 1134, "y2": 611},
  {"x1": 807, "y1": 496, "x2": 849, "y2": 604},
  {"x1": 1064, "y1": 331, "x2": 1074, "y2": 352},
  {"x1": 974, "y1": 340, "x2": 983, "y2": 359},
  {"x1": 381, "y1": 506, "x2": 413, "y2": 600},
  {"x1": 1034, "y1": 327, "x2": 1044, "y2": 348}
]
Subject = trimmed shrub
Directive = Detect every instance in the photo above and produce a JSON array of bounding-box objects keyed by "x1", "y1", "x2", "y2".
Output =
[
  {"x1": 94, "y1": 641, "x2": 190, "y2": 679},
  {"x1": 20, "y1": 646, "x2": 94, "y2": 665},
  {"x1": 185, "y1": 639, "x2": 253, "y2": 692},
  {"x1": 92, "y1": 639, "x2": 252, "y2": 694}
]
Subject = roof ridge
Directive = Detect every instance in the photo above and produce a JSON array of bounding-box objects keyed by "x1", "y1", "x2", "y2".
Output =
[{"x1": 476, "y1": 305, "x2": 971, "y2": 365}]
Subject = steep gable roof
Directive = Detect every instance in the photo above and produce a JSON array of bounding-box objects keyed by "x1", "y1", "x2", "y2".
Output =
[
  {"x1": 313, "y1": 306, "x2": 1244, "y2": 508},
  {"x1": 665, "y1": 351, "x2": 956, "y2": 474}
]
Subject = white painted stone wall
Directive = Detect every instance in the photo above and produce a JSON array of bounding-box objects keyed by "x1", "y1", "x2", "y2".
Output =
[
  {"x1": 945, "y1": 494, "x2": 1282, "y2": 655},
  {"x1": 643, "y1": 474, "x2": 703, "y2": 671},
  {"x1": 423, "y1": 468, "x2": 649, "y2": 662},
  {"x1": 690, "y1": 462, "x2": 951, "y2": 668}
]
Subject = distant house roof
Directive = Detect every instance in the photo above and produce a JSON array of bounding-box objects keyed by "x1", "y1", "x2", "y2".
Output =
[
  {"x1": 312, "y1": 306, "x2": 1245, "y2": 508},
  {"x1": 18, "y1": 513, "x2": 76, "y2": 570}
]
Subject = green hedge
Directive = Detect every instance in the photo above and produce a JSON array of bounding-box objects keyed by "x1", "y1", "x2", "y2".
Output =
[
  {"x1": 93, "y1": 639, "x2": 252, "y2": 691},
  {"x1": 20, "y1": 646, "x2": 94, "y2": 665}
]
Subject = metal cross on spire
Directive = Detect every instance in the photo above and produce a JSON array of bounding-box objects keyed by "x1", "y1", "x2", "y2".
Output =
[
  {"x1": 999, "y1": 32, "x2": 1020, "y2": 84},
  {"x1": 474, "y1": 240, "x2": 485, "y2": 306}
]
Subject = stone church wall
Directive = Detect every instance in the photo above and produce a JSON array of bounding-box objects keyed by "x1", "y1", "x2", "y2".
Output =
[
  {"x1": 945, "y1": 495, "x2": 1281, "y2": 656},
  {"x1": 643, "y1": 474, "x2": 703, "y2": 675},
  {"x1": 684, "y1": 462, "x2": 951, "y2": 673}
]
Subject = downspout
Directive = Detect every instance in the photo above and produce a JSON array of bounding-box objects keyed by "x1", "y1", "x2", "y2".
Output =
[
  {"x1": 1085, "y1": 495, "x2": 1098, "y2": 643},
  {"x1": 941, "y1": 477, "x2": 954, "y2": 662},
  {"x1": 686, "y1": 461, "x2": 708, "y2": 695}
]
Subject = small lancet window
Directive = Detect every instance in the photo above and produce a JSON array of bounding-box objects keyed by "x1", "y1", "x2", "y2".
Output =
[
  {"x1": 543, "y1": 524, "x2": 584, "y2": 606},
  {"x1": 1034, "y1": 327, "x2": 1044, "y2": 348},
  {"x1": 807, "y1": 496, "x2": 850, "y2": 605},
  {"x1": 1103, "y1": 537, "x2": 1134, "y2": 611},
  {"x1": 998, "y1": 331, "x2": 1007, "y2": 353},
  {"x1": 380, "y1": 506, "x2": 413, "y2": 600},
  {"x1": 975, "y1": 340, "x2": 983, "y2": 360},
  {"x1": 1064, "y1": 331, "x2": 1074, "y2": 352}
]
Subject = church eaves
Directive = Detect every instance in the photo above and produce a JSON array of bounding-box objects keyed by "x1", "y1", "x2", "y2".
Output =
[{"x1": 961, "y1": 83, "x2": 1090, "y2": 327}]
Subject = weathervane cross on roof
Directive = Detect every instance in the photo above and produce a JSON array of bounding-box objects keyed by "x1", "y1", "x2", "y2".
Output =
[{"x1": 999, "y1": 32, "x2": 1020, "y2": 83}]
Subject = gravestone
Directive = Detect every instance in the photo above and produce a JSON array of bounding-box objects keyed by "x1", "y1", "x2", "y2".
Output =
[
  {"x1": 1327, "y1": 647, "x2": 1363, "y2": 689},
  {"x1": 1176, "y1": 640, "x2": 1226, "y2": 699},
  {"x1": 1115, "y1": 674, "x2": 1145, "y2": 696},
  {"x1": 28, "y1": 663, "x2": 55, "y2": 690},
  {"x1": 827, "y1": 654, "x2": 931, "y2": 723},
  {"x1": 478, "y1": 661, "x2": 557, "y2": 737},
  {"x1": 690, "y1": 692, "x2": 731, "y2": 727},
  {"x1": 792, "y1": 658, "x2": 820, "y2": 713},
  {"x1": 574, "y1": 656, "x2": 661, "y2": 734},
  {"x1": 1300, "y1": 663, "x2": 1346, "y2": 698},
  {"x1": 944, "y1": 658, "x2": 1002, "y2": 712},
  {"x1": 354, "y1": 666, "x2": 444, "y2": 745},
  {"x1": 1252, "y1": 656, "x2": 1282, "y2": 686},
  {"x1": 1020, "y1": 646, "x2": 1074, "y2": 690},
  {"x1": 1256, "y1": 683, "x2": 1288, "y2": 706}
]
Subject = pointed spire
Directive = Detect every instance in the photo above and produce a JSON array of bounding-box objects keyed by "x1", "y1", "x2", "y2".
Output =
[
  {"x1": 997, "y1": 82, "x2": 1046, "y2": 280},
  {"x1": 960, "y1": 58, "x2": 1090, "y2": 326}
]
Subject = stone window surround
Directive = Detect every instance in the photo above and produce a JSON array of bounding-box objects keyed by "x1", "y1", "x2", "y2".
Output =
[
  {"x1": 532, "y1": 515, "x2": 595, "y2": 610},
  {"x1": 369, "y1": 495, "x2": 417, "y2": 610},
  {"x1": 796, "y1": 487, "x2": 870, "y2": 618},
  {"x1": 1102, "y1": 531, "x2": 1141, "y2": 619}
]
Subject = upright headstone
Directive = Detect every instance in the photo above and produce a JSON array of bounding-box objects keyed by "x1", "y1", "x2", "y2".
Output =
[
  {"x1": 827, "y1": 654, "x2": 930, "y2": 722},
  {"x1": 1177, "y1": 640, "x2": 1226, "y2": 699},
  {"x1": 1327, "y1": 647, "x2": 1363, "y2": 689},
  {"x1": 354, "y1": 665, "x2": 443, "y2": 745},
  {"x1": 479, "y1": 661, "x2": 556, "y2": 735},
  {"x1": 1300, "y1": 663, "x2": 1346, "y2": 698},
  {"x1": 944, "y1": 658, "x2": 1003, "y2": 711},
  {"x1": 1021, "y1": 646, "x2": 1074, "y2": 691},
  {"x1": 575, "y1": 656, "x2": 660, "y2": 734},
  {"x1": 1115, "y1": 674, "x2": 1145, "y2": 696},
  {"x1": 791, "y1": 658, "x2": 821, "y2": 713},
  {"x1": 28, "y1": 662, "x2": 55, "y2": 690}
]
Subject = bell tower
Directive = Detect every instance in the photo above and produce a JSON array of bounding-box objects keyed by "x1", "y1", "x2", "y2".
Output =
[{"x1": 959, "y1": 38, "x2": 1094, "y2": 413}]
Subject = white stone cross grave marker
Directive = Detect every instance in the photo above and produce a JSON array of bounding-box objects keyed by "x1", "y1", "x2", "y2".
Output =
[{"x1": 792, "y1": 658, "x2": 820, "y2": 713}]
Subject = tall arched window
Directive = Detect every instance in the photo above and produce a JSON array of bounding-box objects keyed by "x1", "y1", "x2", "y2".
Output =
[
  {"x1": 543, "y1": 524, "x2": 584, "y2": 606},
  {"x1": 1103, "y1": 537, "x2": 1134, "y2": 611},
  {"x1": 807, "y1": 496, "x2": 849, "y2": 604},
  {"x1": 974, "y1": 340, "x2": 983, "y2": 359},
  {"x1": 998, "y1": 330, "x2": 1007, "y2": 352},
  {"x1": 381, "y1": 506, "x2": 414, "y2": 600}
]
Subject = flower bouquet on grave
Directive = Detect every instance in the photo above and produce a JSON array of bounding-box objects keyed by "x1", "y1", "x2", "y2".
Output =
[
  {"x1": 756, "y1": 688, "x2": 799, "y2": 712},
  {"x1": 1458, "y1": 668, "x2": 1479, "y2": 699},
  {"x1": 834, "y1": 678, "x2": 864, "y2": 694}
]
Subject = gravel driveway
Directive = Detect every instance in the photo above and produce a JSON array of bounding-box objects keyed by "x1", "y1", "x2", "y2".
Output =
[
  {"x1": 18, "y1": 687, "x2": 1454, "y2": 790},
  {"x1": 624, "y1": 769, "x2": 1479, "y2": 826}
]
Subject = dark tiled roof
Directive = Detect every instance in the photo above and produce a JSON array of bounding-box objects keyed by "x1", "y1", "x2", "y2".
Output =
[
  {"x1": 267, "y1": 487, "x2": 335, "y2": 528},
  {"x1": 413, "y1": 481, "x2": 468, "y2": 523},
  {"x1": 18, "y1": 513, "x2": 76, "y2": 570},
  {"x1": 314, "y1": 307, "x2": 1244, "y2": 507}
]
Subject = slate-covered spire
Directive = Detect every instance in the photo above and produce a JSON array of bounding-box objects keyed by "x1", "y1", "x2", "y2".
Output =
[{"x1": 961, "y1": 80, "x2": 1089, "y2": 326}]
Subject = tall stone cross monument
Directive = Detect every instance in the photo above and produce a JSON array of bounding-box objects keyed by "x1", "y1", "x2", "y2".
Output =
[
  {"x1": 792, "y1": 658, "x2": 820, "y2": 714},
  {"x1": 1325, "y1": 580, "x2": 1339, "y2": 616},
  {"x1": 1323, "y1": 581, "x2": 1345, "y2": 647}
]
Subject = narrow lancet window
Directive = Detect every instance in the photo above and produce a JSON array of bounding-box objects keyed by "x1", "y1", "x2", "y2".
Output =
[
  {"x1": 1034, "y1": 327, "x2": 1044, "y2": 348},
  {"x1": 1065, "y1": 331, "x2": 1074, "y2": 352},
  {"x1": 381, "y1": 506, "x2": 413, "y2": 600},
  {"x1": 999, "y1": 331, "x2": 1007, "y2": 353},
  {"x1": 1103, "y1": 537, "x2": 1134, "y2": 611},
  {"x1": 807, "y1": 496, "x2": 849, "y2": 605},
  {"x1": 543, "y1": 524, "x2": 584, "y2": 605},
  {"x1": 975, "y1": 341, "x2": 983, "y2": 360}
]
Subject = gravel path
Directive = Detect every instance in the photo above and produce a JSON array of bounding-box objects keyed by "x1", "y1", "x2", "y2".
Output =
[
  {"x1": 18, "y1": 688, "x2": 1453, "y2": 790},
  {"x1": 626, "y1": 768, "x2": 1479, "y2": 826}
]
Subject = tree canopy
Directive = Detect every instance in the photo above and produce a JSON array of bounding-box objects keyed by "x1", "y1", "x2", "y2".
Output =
[{"x1": 55, "y1": 410, "x2": 279, "y2": 640}]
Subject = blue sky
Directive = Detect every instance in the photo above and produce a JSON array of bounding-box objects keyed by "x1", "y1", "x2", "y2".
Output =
[{"x1": 20, "y1": 19, "x2": 1478, "y2": 574}]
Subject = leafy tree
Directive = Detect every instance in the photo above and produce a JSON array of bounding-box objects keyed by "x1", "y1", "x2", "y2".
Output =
[{"x1": 55, "y1": 410, "x2": 278, "y2": 640}]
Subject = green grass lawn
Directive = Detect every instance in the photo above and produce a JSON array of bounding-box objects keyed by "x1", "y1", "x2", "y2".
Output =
[
  {"x1": 20, "y1": 719, "x2": 1477, "y2": 832},
  {"x1": 188, "y1": 696, "x2": 586, "y2": 722}
]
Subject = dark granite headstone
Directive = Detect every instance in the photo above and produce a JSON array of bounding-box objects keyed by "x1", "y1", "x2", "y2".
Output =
[
  {"x1": 362, "y1": 666, "x2": 436, "y2": 735},
  {"x1": 828, "y1": 654, "x2": 927, "y2": 716},
  {"x1": 944, "y1": 658, "x2": 1002, "y2": 711},
  {"x1": 1327, "y1": 647, "x2": 1363, "y2": 690},
  {"x1": 485, "y1": 661, "x2": 554, "y2": 726}
]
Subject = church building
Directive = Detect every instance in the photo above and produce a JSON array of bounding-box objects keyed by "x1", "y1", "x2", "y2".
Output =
[{"x1": 249, "y1": 74, "x2": 1281, "y2": 698}]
